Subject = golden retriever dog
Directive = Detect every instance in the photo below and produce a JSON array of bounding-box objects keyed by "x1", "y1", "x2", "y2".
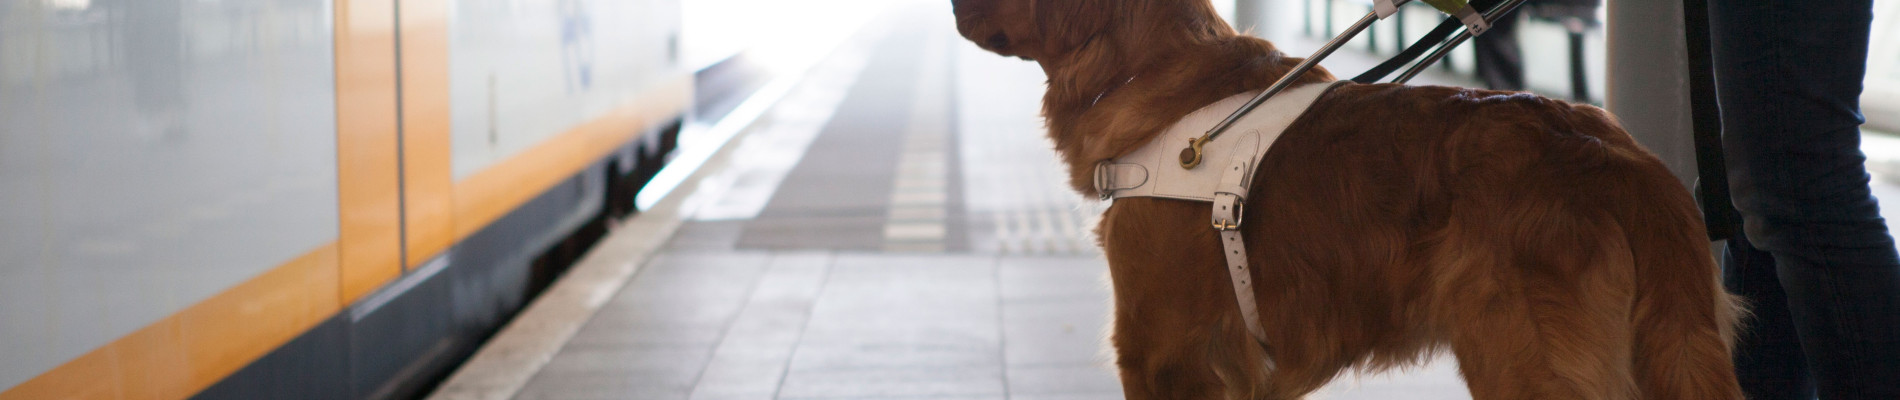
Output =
[{"x1": 950, "y1": 0, "x2": 1745, "y2": 398}]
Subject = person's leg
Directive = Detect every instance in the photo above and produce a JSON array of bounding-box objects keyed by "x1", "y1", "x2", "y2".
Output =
[
  {"x1": 1472, "y1": 12, "x2": 1523, "y2": 91},
  {"x1": 1724, "y1": 236, "x2": 1817, "y2": 399},
  {"x1": 1709, "y1": 0, "x2": 1900, "y2": 397}
]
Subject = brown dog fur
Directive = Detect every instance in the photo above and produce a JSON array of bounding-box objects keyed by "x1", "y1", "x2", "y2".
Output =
[{"x1": 950, "y1": 0, "x2": 1746, "y2": 398}]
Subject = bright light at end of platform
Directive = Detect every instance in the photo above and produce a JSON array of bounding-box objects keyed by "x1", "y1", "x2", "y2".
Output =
[
  {"x1": 637, "y1": 0, "x2": 903, "y2": 211},
  {"x1": 48, "y1": 0, "x2": 91, "y2": 10}
]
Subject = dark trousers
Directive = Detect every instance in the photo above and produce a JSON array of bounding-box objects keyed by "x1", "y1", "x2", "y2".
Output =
[{"x1": 1709, "y1": 0, "x2": 1900, "y2": 397}]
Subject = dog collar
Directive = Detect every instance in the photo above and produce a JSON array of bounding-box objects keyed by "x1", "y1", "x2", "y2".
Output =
[{"x1": 1092, "y1": 80, "x2": 1343, "y2": 345}]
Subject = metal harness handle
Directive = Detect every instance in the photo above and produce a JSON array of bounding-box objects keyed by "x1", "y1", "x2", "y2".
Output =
[{"x1": 1179, "y1": 0, "x2": 1512, "y2": 169}]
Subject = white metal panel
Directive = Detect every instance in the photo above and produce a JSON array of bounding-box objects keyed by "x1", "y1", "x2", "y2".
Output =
[
  {"x1": 448, "y1": 0, "x2": 684, "y2": 180},
  {"x1": 0, "y1": 0, "x2": 339, "y2": 390}
]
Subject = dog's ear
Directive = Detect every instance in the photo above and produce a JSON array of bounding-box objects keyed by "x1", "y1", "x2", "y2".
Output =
[
  {"x1": 952, "y1": 0, "x2": 1041, "y2": 59},
  {"x1": 953, "y1": 0, "x2": 1114, "y2": 61}
]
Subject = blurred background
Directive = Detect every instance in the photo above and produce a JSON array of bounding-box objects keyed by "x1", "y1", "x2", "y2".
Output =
[{"x1": 0, "y1": 0, "x2": 1895, "y2": 399}]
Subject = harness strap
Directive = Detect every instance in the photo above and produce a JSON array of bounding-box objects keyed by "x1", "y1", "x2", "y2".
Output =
[
  {"x1": 1093, "y1": 162, "x2": 1150, "y2": 200},
  {"x1": 1213, "y1": 154, "x2": 1268, "y2": 344}
]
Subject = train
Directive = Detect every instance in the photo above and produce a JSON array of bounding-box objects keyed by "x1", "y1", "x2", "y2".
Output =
[{"x1": 0, "y1": 0, "x2": 712, "y2": 398}]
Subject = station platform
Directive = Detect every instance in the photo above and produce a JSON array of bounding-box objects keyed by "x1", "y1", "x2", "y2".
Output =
[
  {"x1": 420, "y1": 3, "x2": 1900, "y2": 400},
  {"x1": 419, "y1": 4, "x2": 1471, "y2": 399}
]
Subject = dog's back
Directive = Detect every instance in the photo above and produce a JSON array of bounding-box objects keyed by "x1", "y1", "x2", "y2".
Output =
[{"x1": 1254, "y1": 83, "x2": 1746, "y2": 398}]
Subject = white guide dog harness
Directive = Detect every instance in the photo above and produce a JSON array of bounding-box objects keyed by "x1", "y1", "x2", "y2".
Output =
[{"x1": 1093, "y1": 81, "x2": 1344, "y2": 344}]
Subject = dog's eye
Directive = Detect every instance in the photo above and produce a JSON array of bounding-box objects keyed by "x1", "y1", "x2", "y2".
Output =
[{"x1": 986, "y1": 33, "x2": 1010, "y2": 50}]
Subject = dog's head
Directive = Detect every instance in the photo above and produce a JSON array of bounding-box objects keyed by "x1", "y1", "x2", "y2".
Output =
[{"x1": 950, "y1": 0, "x2": 1112, "y2": 62}]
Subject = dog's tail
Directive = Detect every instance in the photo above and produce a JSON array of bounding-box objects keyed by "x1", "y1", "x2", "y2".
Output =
[{"x1": 1611, "y1": 136, "x2": 1747, "y2": 399}]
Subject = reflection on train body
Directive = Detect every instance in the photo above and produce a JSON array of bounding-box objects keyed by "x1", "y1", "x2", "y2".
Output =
[{"x1": 0, "y1": 0, "x2": 690, "y2": 398}]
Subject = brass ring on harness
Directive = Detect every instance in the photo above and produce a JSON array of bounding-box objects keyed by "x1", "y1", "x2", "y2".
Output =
[{"x1": 1179, "y1": 135, "x2": 1210, "y2": 169}]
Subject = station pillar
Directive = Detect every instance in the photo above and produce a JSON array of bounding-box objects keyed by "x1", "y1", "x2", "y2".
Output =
[
  {"x1": 1605, "y1": 0, "x2": 1699, "y2": 186},
  {"x1": 1233, "y1": 0, "x2": 1299, "y2": 43}
]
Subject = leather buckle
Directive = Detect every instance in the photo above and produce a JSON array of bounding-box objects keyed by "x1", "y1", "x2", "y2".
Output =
[
  {"x1": 1094, "y1": 160, "x2": 1115, "y2": 200},
  {"x1": 1212, "y1": 193, "x2": 1245, "y2": 231}
]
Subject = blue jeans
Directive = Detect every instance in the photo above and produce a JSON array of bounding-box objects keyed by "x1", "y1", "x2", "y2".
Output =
[{"x1": 1710, "y1": 0, "x2": 1900, "y2": 397}]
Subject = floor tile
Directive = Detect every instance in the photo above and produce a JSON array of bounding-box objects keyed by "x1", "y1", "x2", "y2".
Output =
[
  {"x1": 777, "y1": 366, "x2": 1007, "y2": 398},
  {"x1": 1003, "y1": 299, "x2": 1113, "y2": 367},
  {"x1": 1005, "y1": 364, "x2": 1124, "y2": 395}
]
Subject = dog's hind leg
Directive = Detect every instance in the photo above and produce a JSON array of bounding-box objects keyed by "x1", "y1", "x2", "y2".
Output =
[
  {"x1": 1443, "y1": 272, "x2": 1642, "y2": 399},
  {"x1": 1435, "y1": 212, "x2": 1642, "y2": 399},
  {"x1": 1608, "y1": 167, "x2": 1746, "y2": 399}
]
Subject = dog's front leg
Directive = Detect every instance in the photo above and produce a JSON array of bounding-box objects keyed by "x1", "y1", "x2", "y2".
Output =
[
  {"x1": 1100, "y1": 200, "x2": 1279, "y2": 399},
  {"x1": 1108, "y1": 309, "x2": 1234, "y2": 399}
]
